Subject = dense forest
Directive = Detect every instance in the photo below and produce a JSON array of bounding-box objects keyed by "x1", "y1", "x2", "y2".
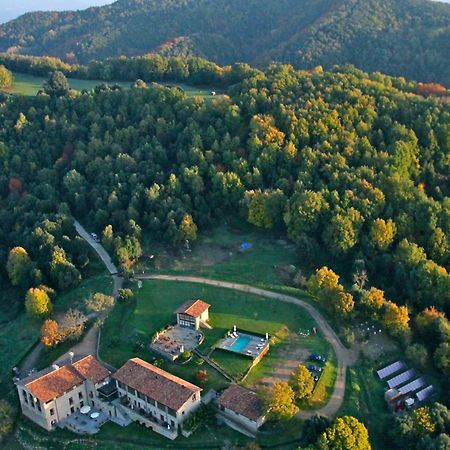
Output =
[
  {"x1": 0, "y1": 0, "x2": 449, "y2": 85},
  {"x1": 0, "y1": 60, "x2": 449, "y2": 447}
]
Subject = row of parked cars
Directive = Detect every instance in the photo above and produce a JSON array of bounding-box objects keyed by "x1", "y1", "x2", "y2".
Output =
[{"x1": 307, "y1": 353, "x2": 327, "y2": 381}]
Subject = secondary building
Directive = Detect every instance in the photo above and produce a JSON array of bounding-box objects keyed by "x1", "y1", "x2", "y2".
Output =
[
  {"x1": 15, "y1": 355, "x2": 111, "y2": 431},
  {"x1": 217, "y1": 384, "x2": 266, "y2": 436},
  {"x1": 175, "y1": 299, "x2": 210, "y2": 330},
  {"x1": 113, "y1": 357, "x2": 202, "y2": 439}
]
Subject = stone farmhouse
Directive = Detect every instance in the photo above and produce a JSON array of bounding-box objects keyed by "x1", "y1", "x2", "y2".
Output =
[
  {"x1": 175, "y1": 299, "x2": 211, "y2": 330},
  {"x1": 15, "y1": 355, "x2": 111, "y2": 431},
  {"x1": 15, "y1": 355, "x2": 202, "y2": 440},
  {"x1": 217, "y1": 384, "x2": 266, "y2": 436},
  {"x1": 113, "y1": 357, "x2": 202, "y2": 438}
]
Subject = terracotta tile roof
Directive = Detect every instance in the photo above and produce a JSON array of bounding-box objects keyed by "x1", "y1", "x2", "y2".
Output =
[
  {"x1": 175, "y1": 299, "x2": 210, "y2": 318},
  {"x1": 72, "y1": 355, "x2": 111, "y2": 384},
  {"x1": 23, "y1": 366, "x2": 85, "y2": 404},
  {"x1": 113, "y1": 358, "x2": 201, "y2": 411},
  {"x1": 218, "y1": 384, "x2": 265, "y2": 422},
  {"x1": 17, "y1": 355, "x2": 110, "y2": 403}
]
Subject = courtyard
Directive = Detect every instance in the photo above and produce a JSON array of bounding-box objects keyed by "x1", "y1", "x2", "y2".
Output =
[{"x1": 151, "y1": 325, "x2": 204, "y2": 360}]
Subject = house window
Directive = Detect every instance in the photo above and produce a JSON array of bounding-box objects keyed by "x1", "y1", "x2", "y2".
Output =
[
  {"x1": 78, "y1": 392, "x2": 83, "y2": 399},
  {"x1": 69, "y1": 397, "x2": 73, "y2": 405},
  {"x1": 170, "y1": 420, "x2": 175, "y2": 427},
  {"x1": 192, "y1": 393, "x2": 196, "y2": 401},
  {"x1": 22, "y1": 390, "x2": 28, "y2": 403},
  {"x1": 50, "y1": 408, "x2": 55, "y2": 416},
  {"x1": 70, "y1": 406, "x2": 75, "y2": 414},
  {"x1": 89, "y1": 392, "x2": 94, "y2": 398},
  {"x1": 80, "y1": 400, "x2": 84, "y2": 408},
  {"x1": 37, "y1": 402, "x2": 42, "y2": 412},
  {"x1": 148, "y1": 398, "x2": 155, "y2": 406},
  {"x1": 167, "y1": 408, "x2": 176, "y2": 417}
]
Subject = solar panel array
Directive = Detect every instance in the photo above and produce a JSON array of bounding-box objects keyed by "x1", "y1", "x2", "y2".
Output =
[
  {"x1": 416, "y1": 385, "x2": 434, "y2": 402},
  {"x1": 387, "y1": 369, "x2": 416, "y2": 388},
  {"x1": 377, "y1": 361, "x2": 406, "y2": 380},
  {"x1": 399, "y1": 377, "x2": 426, "y2": 395}
]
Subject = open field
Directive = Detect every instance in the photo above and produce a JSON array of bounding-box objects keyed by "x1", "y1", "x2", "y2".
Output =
[
  {"x1": 99, "y1": 279, "x2": 334, "y2": 395},
  {"x1": 1, "y1": 72, "x2": 221, "y2": 98},
  {"x1": 141, "y1": 223, "x2": 299, "y2": 286}
]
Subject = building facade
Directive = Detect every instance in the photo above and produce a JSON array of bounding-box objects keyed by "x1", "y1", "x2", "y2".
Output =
[
  {"x1": 217, "y1": 384, "x2": 266, "y2": 435},
  {"x1": 112, "y1": 358, "x2": 202, "y2": 438},
  {"x1": 175, "y1": 299, "x2": 210, "y2": 330},
  {"x1": 15, "y1": 355, "x2": 111, "y2": 431}
]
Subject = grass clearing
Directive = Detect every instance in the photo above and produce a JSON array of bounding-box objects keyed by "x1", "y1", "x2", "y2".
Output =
[
  {"x1": 2, "y1": 72, "x2": 220, "y2": 99},
  {"x1": 99, "y1": 279, "x2": 330, "y2": 392}
]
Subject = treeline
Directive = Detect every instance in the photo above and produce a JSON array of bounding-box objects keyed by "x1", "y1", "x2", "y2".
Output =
[
  {"x1": 0, "y1": 0, "x2": 449, "y2": 85},
  {"x1": 0, "y1": 53, "x2": 261, "y2": 87}
]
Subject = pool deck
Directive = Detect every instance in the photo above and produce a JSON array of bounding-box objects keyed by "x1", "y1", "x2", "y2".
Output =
[{"x1": 216, "y1": 331, "x2": 269, "y2": 360}]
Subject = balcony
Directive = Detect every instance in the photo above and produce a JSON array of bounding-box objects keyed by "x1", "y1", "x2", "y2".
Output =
[{"x1": 113, "y1": 398, "x2": 178, "y2": 440}]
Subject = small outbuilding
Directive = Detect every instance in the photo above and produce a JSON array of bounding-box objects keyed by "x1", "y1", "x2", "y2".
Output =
[
  {"x1": 217, "y1": 384, "x2": 265, "y2": 436},
  {"x1": 175, "y1": 299, "x2": 210, "y2": 330}
]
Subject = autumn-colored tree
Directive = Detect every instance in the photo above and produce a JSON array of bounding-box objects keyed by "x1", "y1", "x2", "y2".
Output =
[
  {"x1": 59, "y1": 308, "x2": 87, "y2": 340},
  {"x1": 25, "y1": 287, "x2": 52, "y2": 318},
  {"x1": 415, "y1": 83, "x2": 447, "y2": 97},
  {"x1": 179, "y1": 214, "x2": 197, "y2": 242},
  {"x1": 265, "y1": 381, "x2": 299, "y2": 420},
  {"x1": 382, "y1": 301, "x2": 410, "y2": 336},
  {"x1": 102, "y1": 224, "x2": 114, "y2": 251},
  {"x1": 40, "y1": 319, "x2": 62, "y2": 347},
  {"x1": 6, "y1": 246, "x2": 33, "y2": 286},
  {"x1": 85, "y1": 292, "x2": 114, "y2": 313},
  {"x1": 308, "y1": 267, "x2": 342, "y2": 302},
  {"x1": 370, "y1": 218, "x2": 396, "y2": 250},
  {"x1": 290, "y1": 364, "x2": 315, "y2": 400},
  {"x1": 411, "y1": 407, "x2": 436, "y2": 435},
  {"x1": 318, "y1": 416, "x2": 371, "y2": 450},
  {"x1": 361, "y1": 287, "x2": 385, "y2": 317},
  {"x1": 335, "y1": 291, "x2": 355, "y2": 318}
]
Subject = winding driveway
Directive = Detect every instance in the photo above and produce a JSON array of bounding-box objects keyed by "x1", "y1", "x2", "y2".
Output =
[
  {"x1": 20, "y1": 221, "x2": 122, "y2": 374},
  {"x1": 136, "y1": 274, "x2": 355, "y2": 419}
]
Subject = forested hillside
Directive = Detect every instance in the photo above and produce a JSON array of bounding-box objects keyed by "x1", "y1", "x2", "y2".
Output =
[{"x1": 0, "y1": 0, "x2": 449, "y2": 85}]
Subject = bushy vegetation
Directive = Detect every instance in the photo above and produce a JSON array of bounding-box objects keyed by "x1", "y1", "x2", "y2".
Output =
[
  {"x1": 0, "y1": 65, "x2": 12, "y2": 88},
  {"x1": 0, "y1": 58, "x2": 449, "y2": 447},
  {"x1": 0, "y1": 0, "x2": 449, "y2": 84}
]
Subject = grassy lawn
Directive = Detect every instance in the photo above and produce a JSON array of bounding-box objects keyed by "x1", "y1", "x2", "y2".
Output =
[
  {"x1": 141, "y1": 223, "x2": 299, "y2": 286},
  {"x1": 2, "y1": 72, "x2": 221, "y2": 98},
  {"x1": 99, "y1": 280, "x2": 328, "y2": 390}
]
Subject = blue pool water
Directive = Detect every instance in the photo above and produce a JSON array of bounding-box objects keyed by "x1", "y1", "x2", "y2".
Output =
[{"x1": 229, "y1": 335, "x2": 251, "y2": 353}]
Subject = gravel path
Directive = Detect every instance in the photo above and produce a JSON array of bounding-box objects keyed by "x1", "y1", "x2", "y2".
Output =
[{"x1": 136, "y1": 274, "x2": 356, "y2": 419}]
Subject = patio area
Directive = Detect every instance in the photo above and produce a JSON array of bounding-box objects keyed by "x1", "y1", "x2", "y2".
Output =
[
  {"x1": 60, "y1": 407, "x2": 109, "y2": 435},
  {"x1": 151, "y1": 325, "x2": 204, "y2": 361}
]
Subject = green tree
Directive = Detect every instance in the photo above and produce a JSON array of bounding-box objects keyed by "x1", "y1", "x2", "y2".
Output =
[
  {"x1": 44, "y1": 70, "x2": 70, "y2": 96},
  {"x1": 265, "y1": 381, "x2": 299, "y2": 420},
  {"x1": 405, "y1": 343, "x2": 428, "y2": 370},
  {"x1": 290, "y1": 364, "x2": 315, "y2": 400},
  {"x1": 25, "y1": 287, "x2": 52, "y2": 318},
  {"x1": 6, "y1": 246, "x2": 33, "y2": 286},
  {"x1": 319, "y1": 416, "x2": 371, "y2": 450},
  {"x1": 50, "y1": 247, "x2": 81, "y2": 290},
  {"x1": 0, "y1": 400, "x2": 14, "y2": 441}
]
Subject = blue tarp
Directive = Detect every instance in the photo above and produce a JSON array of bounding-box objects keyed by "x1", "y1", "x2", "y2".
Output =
[{"x1": 240, "y1": 242, "x2": 252, "y2": 250}]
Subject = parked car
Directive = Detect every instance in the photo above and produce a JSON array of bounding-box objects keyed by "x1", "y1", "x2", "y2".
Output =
[
  {"x1": 309, "y1": 353, "x2": 326, "y2": 363},
  {"x1": 307, "y1": 364, "x2": 322, "y2": 373},
  {"x1": 90, "y1": 232, "x2": 100, "y2": 242}
]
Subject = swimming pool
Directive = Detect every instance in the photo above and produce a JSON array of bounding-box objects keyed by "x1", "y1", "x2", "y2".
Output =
[{"x1": 229, "y1": 335, "x2": 251, "y2": 353}]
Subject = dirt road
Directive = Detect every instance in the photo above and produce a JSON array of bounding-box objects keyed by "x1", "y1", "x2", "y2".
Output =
[{"x1": 136, "y1": 273, "x2": 355, "y2": 419}]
